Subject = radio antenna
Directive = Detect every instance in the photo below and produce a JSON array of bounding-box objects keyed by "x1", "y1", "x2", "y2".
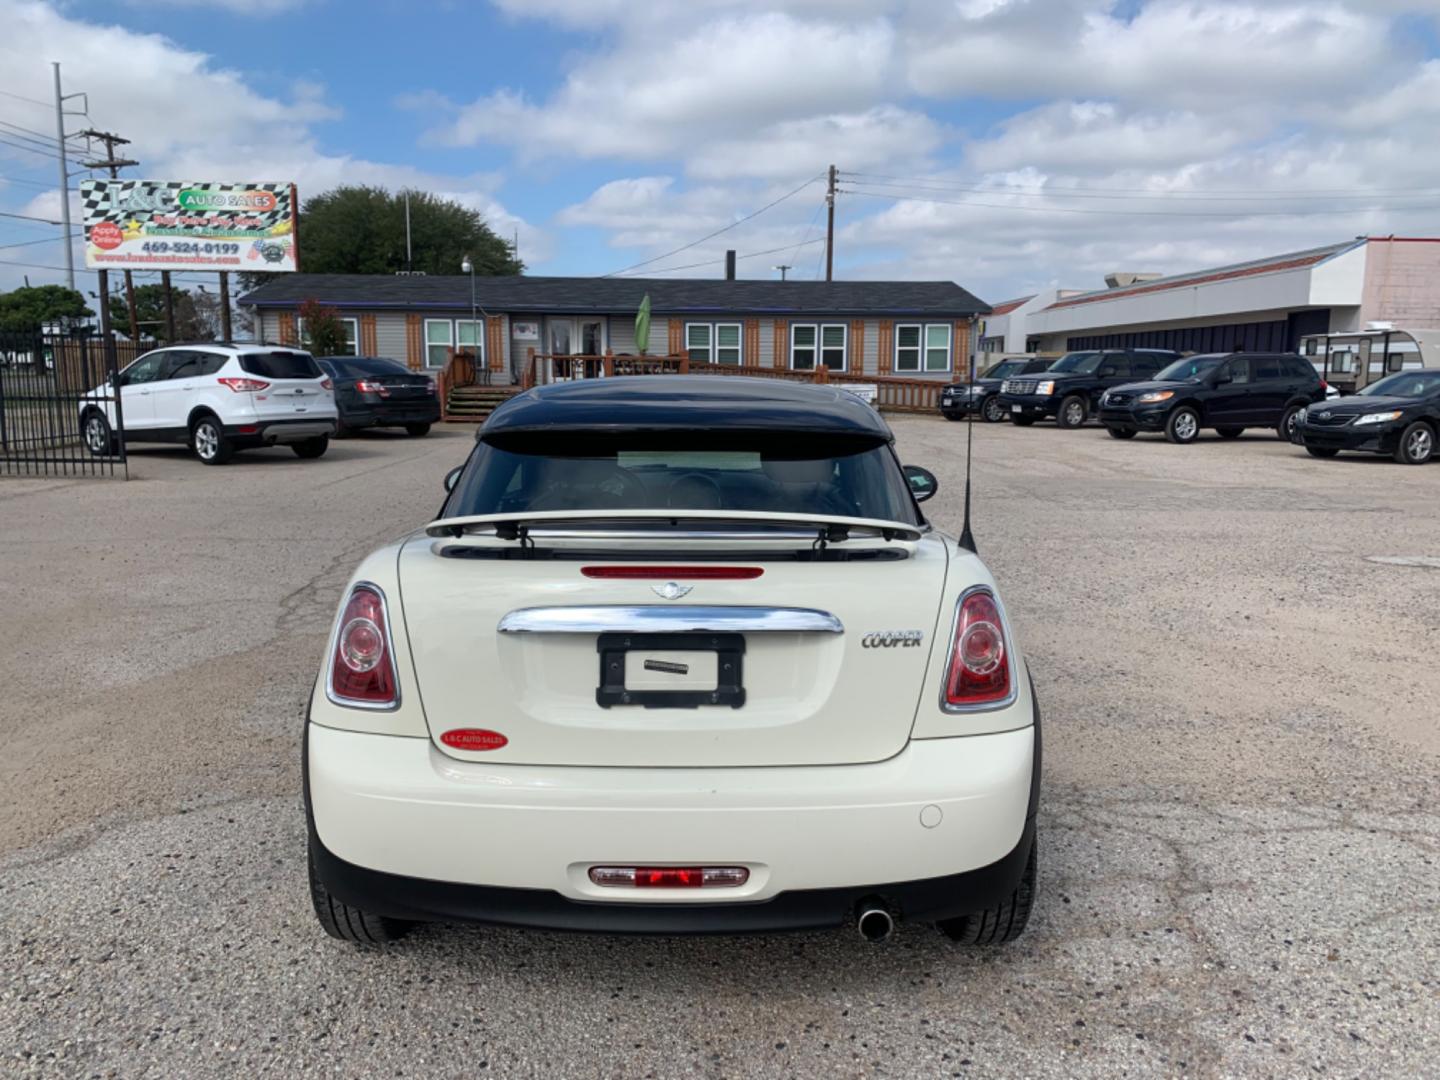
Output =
[{"x1": 958, "y1": 350, "x2": 978, "y2": 553}]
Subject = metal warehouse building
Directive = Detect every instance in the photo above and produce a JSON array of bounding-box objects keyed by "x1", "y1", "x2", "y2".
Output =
[{"x1": 1022, "y1": 237, "x2": 1440, "y2": 355}]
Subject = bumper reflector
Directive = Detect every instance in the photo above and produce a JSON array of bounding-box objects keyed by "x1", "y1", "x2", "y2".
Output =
[{"x1": 589, "y1": 866, "x2": 750, "y2": 888}]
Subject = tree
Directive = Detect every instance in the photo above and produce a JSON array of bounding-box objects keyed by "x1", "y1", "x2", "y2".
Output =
[
  {"x1": 292, "y1": 186, "x2": 522, "y2": 278},
  {"x1": 298, "y1": 298, "x2": 347, "y2": 355},
  {"x1": 0, "y1": 285, "x2": 93, "y2": 334},
  {"x1": 106, "y1": 284, "x2": 232, "y2": 342}
]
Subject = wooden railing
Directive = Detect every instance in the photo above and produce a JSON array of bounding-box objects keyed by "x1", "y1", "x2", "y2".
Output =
[
  {"x1": 520, "y1": 349, "x2": 954, "y2": 413},
  {"x1": 435, "y1": 348, "x2": 479, "y2": 406}
]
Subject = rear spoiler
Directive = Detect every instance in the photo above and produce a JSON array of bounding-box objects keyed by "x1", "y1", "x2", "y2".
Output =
[{"x1": 424, "y1": 509, "x2": 924, "y2": 544}]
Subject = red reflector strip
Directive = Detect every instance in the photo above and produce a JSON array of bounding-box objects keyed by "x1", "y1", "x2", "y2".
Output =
[
  {"x1": 589, "y1": 866, "x2": 749, "y2": 888},
  {"x1": 581, "y1": 566, "x2": 763, "y2": 580}
]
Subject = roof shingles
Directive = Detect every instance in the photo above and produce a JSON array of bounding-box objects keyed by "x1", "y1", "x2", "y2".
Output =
[{"x1": 237, "y1": 274, "x2": 989, "y2": 317}]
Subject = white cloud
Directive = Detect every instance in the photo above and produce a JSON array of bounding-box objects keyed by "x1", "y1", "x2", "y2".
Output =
[{"x1": 420, "y1": 11, "x2": 897, "y2": 177}]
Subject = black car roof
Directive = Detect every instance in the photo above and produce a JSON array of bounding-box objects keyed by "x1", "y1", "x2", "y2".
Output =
[{"x1": 481, "y1": 375, "x2": 893, "y2": 445}]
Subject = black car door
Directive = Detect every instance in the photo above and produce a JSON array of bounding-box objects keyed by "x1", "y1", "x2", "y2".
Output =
[
  {"x1": 1207, "y1": 356, "x2": 1254, "y2": 424},
  {"x1": 1092, "y1": 352, "x2": 1131, "y2": 408},
  {"x1": 1247, "y1": 355, "x2": 1290, "y2": 424}
]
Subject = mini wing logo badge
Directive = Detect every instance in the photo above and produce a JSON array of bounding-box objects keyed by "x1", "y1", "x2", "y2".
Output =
[{"x1": 651, "y1": 582, "x2": 693, "y2": 600}]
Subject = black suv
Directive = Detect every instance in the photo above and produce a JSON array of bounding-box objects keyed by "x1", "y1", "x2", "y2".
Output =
[
  {"x1": 998, "y1": 348, "x2": 1180, "y2": 428},
  {"x1": 940, "y1": 357, "x2": 1053, "y2": 422},
  {"x1": 1098, "y1": 352, "x2": 1326, "y2": 444}
]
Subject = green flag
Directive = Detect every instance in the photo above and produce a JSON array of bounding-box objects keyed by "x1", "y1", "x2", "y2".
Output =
[{"x1": 635, "y1": 293, "x2": 652, "y2": 356}]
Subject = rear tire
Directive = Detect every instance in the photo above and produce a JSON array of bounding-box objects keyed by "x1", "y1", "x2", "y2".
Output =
[
  {"x1": 981, "y1": 396, "x2": 1007, "y2": 423},
  {"x1": 1216, "y1": 425, "x2": 1244, "y2": 439},
  {"x1": 1165, "y1": 406, "x2": 1200, "y2": 444},
  {"x1": 191, "y1": 415, "x2": 232, "y2": 465},
  {"x1": 1394, "y1": 421, "x2": 1434, "y2": 465},
  {"x1": 937, "y1": 834, "x2": 1036, "y2": 945},
  {"x1": 1279, "y1": 406, "x2": 1302, "y2": 442},
  {"x1": 1105, "y1": 426, "x2": 1137, "y2": 440},
  {"x1": 309, "y1": 842, "x2": 411, "y2": 943},
  {"x1": 1056, "y1": 395, "x2": 1087, "y2": 429},
  {"x1": 1306, "y1": 445, "x2": 1340, "y2": 459},
  {"x1": 293, "y1": 436, "x2": 329, "y2": 459},
  {"x1": 405, "y1": 423, "x2": 432, "y2": 437}
]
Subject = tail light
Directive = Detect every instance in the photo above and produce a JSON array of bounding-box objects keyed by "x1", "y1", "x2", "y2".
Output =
[
  {"x1": 356, "y1": 379, "x2": 389, "y2": 396},
  {"x1": 320, "y1": 377, "x2": 334, "y2": 391},
  {"x1": 217, "y1": 377, "x2": 269, "y2": 393},
  {"x1": 1319, "y1": 380, "x2": 1329, "y2": 391},
  {"x1": 327, "y1": 584, "x2": 398, "y2": 709},
  {"x1": 425, "y1": 377, "x2": 437, "y2": 394},
  {"x1": 943, "y1": 587, "x2": 1013, "y2": 709}
]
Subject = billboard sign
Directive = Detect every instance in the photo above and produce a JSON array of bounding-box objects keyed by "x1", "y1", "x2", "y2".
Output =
[{"x1": 80, "y1": 180, "x2": 297, "y2": 273}]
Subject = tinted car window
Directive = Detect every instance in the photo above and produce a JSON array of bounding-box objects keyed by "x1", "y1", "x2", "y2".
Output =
[
  {"x1": 1096, "y1": 354, "x2": 1126, "y2": 377},
  {"x1": 239, "y1": 351, "x2": 322, "y2": 379},
  {"x1": 1023, "y1": 359, "x2": 1053, "y2": 373},
  {"x1": 1284, "y1": 356, "x2": 1318, "y2": 381},
  {"x1": 122, "y1": 353, "x2": 166, "y2": 385},
  {"x1": 1130, "y1": 355, "x2": 1166, "y2": 378},
  {"x1": 447, "y1": 437, "x2": 921, "y2": 525},
  {"x1": 1253, "y1": 356, "x2": 1285, "y2": 381},
  {"x1": 161, "y1": 351, "x2": 202, "y2": 380},
  {"x1": 1219, "y1": 357, "x2": 1252, "y2": 384}
]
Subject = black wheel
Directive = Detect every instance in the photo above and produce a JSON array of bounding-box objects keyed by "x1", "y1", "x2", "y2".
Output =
[
  {"x1": 1394, "y1": 421, "x2": 1434, "y2": 465},
  {"x1": 82, "y1": 410, "x2": 117, "y2": 456},
  {"x1": 191, "y1": 414, "x2": 232, "y2": 465},
  {"x1": 309, "y1": 841, "x2": 411, "y2": 943},
  {"x1": 981, "y1": 396, "x2": 1007, "y2": 423},
  {"x1": 405, "y1": 423, "x2": 432, "y2": 437},
  {"x1": 1056, "y1": 395, "x2": 1087, "y2": 429},
  {"x1": 1165, "y1": 406, "x2": 1200, "y2": 445},
  {"x1": 1011, "y1": 416, "x2": 1036, "y2": 427},
  {"x1": 1278, "y1": 406, "x2": 1302, "y2": 442},
  {"x1": 293, "y1": 436, "x2": 330, "y2": 459},
  {"x1": 1216, "y1": 425, "x2": 1244, "y2": 439},
  {"x1": 1306, "y1": 445, "x2": 1340, "y2": 459},
  {"x1": 1105, "y1": 426, "x2": 1137, "y2": 440},
  {"x1": 937, "y1": 834, "x2": 1036, "y2": 945}
]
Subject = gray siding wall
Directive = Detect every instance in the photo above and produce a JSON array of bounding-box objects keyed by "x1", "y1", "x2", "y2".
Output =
[
  {"x1": 609, "y1": 315, "x2": 638, "y2": 354},
  {"x1": 374, "y1": 312, "x2": 407, "y2": 363}
]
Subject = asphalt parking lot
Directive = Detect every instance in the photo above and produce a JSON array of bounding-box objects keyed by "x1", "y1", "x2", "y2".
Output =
[{"x1": 2, "y1": 418, "x2": 1436, "y2": 1078}]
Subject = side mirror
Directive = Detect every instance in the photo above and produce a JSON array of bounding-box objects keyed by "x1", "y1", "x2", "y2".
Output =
[
  {"x1": 443, "y1": 465, "x2": 463, "y2": 493},
  {"x1": 902, "y1": 464, "x2": 938, "y2": 503}
]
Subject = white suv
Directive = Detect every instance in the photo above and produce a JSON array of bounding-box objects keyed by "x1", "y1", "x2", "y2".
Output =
[{"x1": 81, "y1": 343, "x2": 338, "y2": 465}]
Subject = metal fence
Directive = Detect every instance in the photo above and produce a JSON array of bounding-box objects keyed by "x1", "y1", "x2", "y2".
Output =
[{"x1": 0, "y1": 331, "x2": 150, "y2": 479}]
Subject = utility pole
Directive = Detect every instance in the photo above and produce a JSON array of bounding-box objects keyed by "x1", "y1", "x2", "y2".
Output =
[
  {"x1": 404, "y1": 191, "x2": 412, "y2": 272},
  {"x1": 51, "y1": 63, "x2": 75, "y2": 290},
  {"x1": 81, "y1": 128, "x2": 142, "y2": 343},
  {"x1": 824, "y1": 163, "x2": 837, "y2": 283},
  {"x1": 773, "y1": 264, "x2": 791, "y2": 281}
]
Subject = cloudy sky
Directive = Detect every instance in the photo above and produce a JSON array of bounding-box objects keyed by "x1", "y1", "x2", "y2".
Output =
[{"x1": 2, "y1": 0, "x2": 1439, "y2": 304}]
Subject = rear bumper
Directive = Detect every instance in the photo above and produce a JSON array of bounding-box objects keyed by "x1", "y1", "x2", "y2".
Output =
[
  {"x1": 227, "y1": 418, "x2": 336, "y2": 444},
  {"x1": 306, "y1": 717, "x2": 1038, "y2": 933},
  {"x1": 340, "y1": 401, "x2": 441, "y2": 428}
]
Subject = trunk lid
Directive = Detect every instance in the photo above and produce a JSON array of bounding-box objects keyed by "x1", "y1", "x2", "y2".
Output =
[
  {"x1": 238, "y1": 350, "x2": 333, "y2": 421},
  {"x1": 398, "y1": 522, "x2": 950, "y2": 768}
]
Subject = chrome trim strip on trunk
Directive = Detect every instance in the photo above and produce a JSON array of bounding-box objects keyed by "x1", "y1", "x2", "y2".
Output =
[{"x1": 497, "y1": 606, "x2": 845, "y2": 635}]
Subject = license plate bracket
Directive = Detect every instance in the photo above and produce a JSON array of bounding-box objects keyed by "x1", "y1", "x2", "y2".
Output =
[{"x1": 596, "y1": 632, "x2": 745, "y2": 709}]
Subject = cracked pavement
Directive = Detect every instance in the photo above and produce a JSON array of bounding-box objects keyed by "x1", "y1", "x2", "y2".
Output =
[{"x1": 1, "y1": 418, "x2": 1436, "y2": 1078}]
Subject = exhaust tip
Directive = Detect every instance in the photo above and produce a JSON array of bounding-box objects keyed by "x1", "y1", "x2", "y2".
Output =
[{"x1": 857, "y1": 905, "x2": 894, "y2": 943}]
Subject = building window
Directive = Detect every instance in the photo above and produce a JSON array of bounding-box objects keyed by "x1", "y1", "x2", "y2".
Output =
[
  {"x1": 895, "y1": 323, "x2": 952, "y2": 373},
  {"x1": 791, "y1": 323, "x2": 847, "y2": 371},
  {"x1": 685, "y1": 322, "x2": 742, "y2": 365},
  {"x1": 297, "y1": 316, "x2": 358, "y2": 356},
  {"x1": 425, "y1": 319, "x2": 485, "y2": 370}
]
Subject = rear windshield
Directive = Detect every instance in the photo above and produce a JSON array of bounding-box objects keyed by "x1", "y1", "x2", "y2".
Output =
[
  {"x1": 239, "y1": 351, "x2": 322, "y2": 379},
  {"x1": 445, "y1": 438, "x2": 921, "y2": 524},
  {"x1": 323, "y1": 357, "x2": 411, "y2": 377}
]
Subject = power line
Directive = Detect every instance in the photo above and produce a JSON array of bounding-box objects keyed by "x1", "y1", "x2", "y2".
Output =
[
  {"x1": 842, "y1": 187, "x2": 1440, "y2": 219},
  {"x1": 0, "y1": 231, "x2": 78, "y2": 251},
  {"x1": 0, "y1": 118, "x2": 88, "y2": 151},
  {"x1": 615, "y1": 237, "x2": 826, "y2": 277},
  {"x1": 0, "y1": 134, "x2": 60, "y2": 160},
  {"x1": 0, "y1": 87, "x2": 54, "y2": 110},
  {"x1": 0, "y1": 172, "x2": 71, "y2": 190},
  {"x1": 600, "y1": 174, "x2": 823, "y2": 278},
  {"x1": 843, "y1": 171, "x2": 1440, "y2": 199},
  {"x1": 0, "y1": 209, "x2": 64, "y2": 225}
]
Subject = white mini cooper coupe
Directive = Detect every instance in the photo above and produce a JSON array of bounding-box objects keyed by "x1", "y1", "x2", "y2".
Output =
[{"x1": 306, "y1": 377, "x2": 1040, "y2": 945}]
